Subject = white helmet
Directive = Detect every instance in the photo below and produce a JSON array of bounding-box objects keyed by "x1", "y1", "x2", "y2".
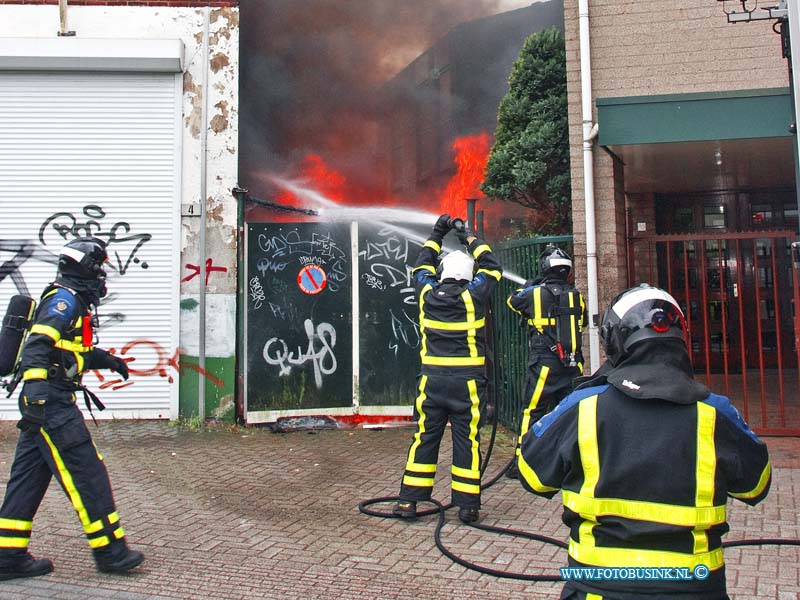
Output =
[{"x1": 439, "y1": 250, "x2": 475, "y2": 282}]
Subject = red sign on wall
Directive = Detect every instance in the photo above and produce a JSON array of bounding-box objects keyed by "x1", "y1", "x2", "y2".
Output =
[{"x1": 297, "y1": 264, "x2": 328, "y2": 295}]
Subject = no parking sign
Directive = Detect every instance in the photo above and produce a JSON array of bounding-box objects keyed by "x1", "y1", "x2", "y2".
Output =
[{"x1": 297, "y1": 264, "x2": 328, "y2": 295}]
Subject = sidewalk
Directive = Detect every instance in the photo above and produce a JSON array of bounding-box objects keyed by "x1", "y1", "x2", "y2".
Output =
[{"x1": 0, "y1": 420, "x2": 797, "y2": 600}]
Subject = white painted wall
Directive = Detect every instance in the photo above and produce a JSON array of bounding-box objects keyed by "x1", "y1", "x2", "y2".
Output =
[{"x1": 0, "y1": 5, "x2": 239, "y2": 412}]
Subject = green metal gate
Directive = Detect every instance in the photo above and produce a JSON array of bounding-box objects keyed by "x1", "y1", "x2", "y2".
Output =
[{"x1": 489, "y1": 235, "x2": 573, "y2": 431}]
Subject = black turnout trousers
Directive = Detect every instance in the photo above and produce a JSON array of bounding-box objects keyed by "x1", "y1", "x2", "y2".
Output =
[{"x1": 0, "y1": 389, "x2": 123, "y2": 565}]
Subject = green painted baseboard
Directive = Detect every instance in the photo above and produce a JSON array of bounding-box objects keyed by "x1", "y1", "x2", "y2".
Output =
[{"x1": 178, "y1": 355, "x2": 235, "y2": 422}]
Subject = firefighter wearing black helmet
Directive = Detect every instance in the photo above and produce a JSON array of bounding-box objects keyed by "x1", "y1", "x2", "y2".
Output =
[
  {"x1": 517, "y1": 284, "x2": 771, "y2": 600},
  {"x1": 0, "y1": 237, "x2": 144, "y2": 580},
  {"x1": 505, "y1": 244, "x2": 586, "y2": 478}
]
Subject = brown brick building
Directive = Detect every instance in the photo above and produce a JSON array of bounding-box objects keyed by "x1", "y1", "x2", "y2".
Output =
[{"x1": 565, "y1": 0, "x2": 797, "y2": 433}]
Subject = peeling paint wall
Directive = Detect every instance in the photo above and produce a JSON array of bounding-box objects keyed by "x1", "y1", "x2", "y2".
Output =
[{"x1": 0, "y1": 5, "x2": 240, "y2": 420}]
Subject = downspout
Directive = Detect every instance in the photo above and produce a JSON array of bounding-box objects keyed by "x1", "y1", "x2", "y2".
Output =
[
  {"x1": 198, "y1": 7, "x2": 211, "y2": 421},
  {"x1": 57, "y1": 0, "x2": 75, "y2": 36},
  {"x1": 578, "y1": 0, "x2": 601, "y2": 371}
]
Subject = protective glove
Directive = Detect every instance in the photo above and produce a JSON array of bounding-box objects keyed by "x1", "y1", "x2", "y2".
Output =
[
  {"x1": 456, "y1": 225, "x2": 476, "y2": 246},
  {"x1": 109, "y1": 355, "x2": 130, "y2": 380},
  {"x1": 430, "y1": 214, "x2": 451, "y2": 243},
  {"x1": 89, "y1": 348, "x2": 129, "y2": 380},
  {"x1": 17, "y1": 380, "x2": 47, "y2": 434}
]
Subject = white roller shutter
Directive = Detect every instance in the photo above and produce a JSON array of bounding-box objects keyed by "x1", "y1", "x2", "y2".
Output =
[{"x1": 0, "y1": 71, "x2": 181, "y2": 419}]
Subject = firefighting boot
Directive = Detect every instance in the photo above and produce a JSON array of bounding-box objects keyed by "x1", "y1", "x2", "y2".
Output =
[
  {"x1": 0, "y1": 553, "x2": 54, "y2": 581},
  {"x1": 458, "y1": 506, "x2": 480, "y2": 524},
  {"x1": 392, "y1": 500, "x2": 417, "y2": 519},
  {"x1": 94, "y1": 540, "x2": 145, "y2": 574}
]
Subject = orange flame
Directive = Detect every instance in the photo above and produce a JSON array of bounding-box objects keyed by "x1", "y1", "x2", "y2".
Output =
[{"x1": 439, "y1": 132, "x2": 491, "y2": 217}]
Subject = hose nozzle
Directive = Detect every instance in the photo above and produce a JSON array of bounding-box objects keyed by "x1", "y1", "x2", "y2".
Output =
[{"x1": 447, "y1": 217, "x2": 465, "y2": 232}]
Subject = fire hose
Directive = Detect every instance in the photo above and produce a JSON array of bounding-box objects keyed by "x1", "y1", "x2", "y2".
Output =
[{"x1": 358, "y1": 404, "x2": 800, "y2": 582}]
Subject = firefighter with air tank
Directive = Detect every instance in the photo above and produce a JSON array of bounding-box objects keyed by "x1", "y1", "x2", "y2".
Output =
[
  {"x1": 505, "y1": 244, "x2": 586, "y2": 478},
  {"x1": 0, "y1": 237, "x2": 144, "y2": 580}
]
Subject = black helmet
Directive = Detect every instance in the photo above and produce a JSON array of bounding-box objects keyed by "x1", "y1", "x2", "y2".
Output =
[
  {"x1": 600, "y1": 283, "x2": 686, "y2": 366},
  {"x1": 539, "y1": 244, "x2": 572, "y2": 279},
  {"x1": 58, "y1": 237, "x2": 108, "y2": 283}
]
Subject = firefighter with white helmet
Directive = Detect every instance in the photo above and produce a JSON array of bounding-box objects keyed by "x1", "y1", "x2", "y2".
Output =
[
  {"x1": 517, "y1": 283, "x2": 771, "y2": 600},
  {"x1": 393, "y1": 214, "x2": 502, "y2": 524}
]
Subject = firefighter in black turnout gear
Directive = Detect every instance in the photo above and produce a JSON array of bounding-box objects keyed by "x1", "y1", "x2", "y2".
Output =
[
  {"x1": 517, "y1": 284, "x2": 771, "y2": 600},
  {"x1": 506, "y1": 244, "x2": 586, "y2": 478},
  {"x1": 393, "y1": 215, "x2": 502, "y2": 524},
  {"x1": 0, "y1": 237, "x2": 144, "y2": 580}
]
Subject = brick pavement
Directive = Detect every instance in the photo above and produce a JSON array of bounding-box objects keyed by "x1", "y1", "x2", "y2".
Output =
[{"x1": 0, "y1": 421, "x2": 797, "y2": 600}]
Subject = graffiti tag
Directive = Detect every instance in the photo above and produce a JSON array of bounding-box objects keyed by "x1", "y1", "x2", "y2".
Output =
[{"x1": 262, "y1": 319, "x2": 337, "y2": 388}]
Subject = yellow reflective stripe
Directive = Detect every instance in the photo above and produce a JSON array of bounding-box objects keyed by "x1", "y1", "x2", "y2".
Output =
[
  {"x1": 75, "y1": 351, "x2": 84, "y2": 374},
  {"x1": 88, "y1": 535, "x2": 110, "y2": 549},
  {"x1": 477, "y1": 268, "x2": 501, "y2": 281},
  {"x1": 452, "y1": 481, "x2": 481, "y2": 495},
  {"x1": 568, "y1": 538, "x2": 724, "y2": 570},
  {"x1": 23, "y1": 368, "x2": 48, "y2": 381},
  {"x1": 562, "y1": 491, "x2": 727, "y2": 527},
  {"x1": 0, "y1": 518, "x2": 32, "y2": 532},
  {"x1": 109, "y1": 512, "x2": 120, "y2": 524},
  {"x1": 406, "y1": 461, "x2": 436, "y2": 473},
  {"x1": 586, "y1": 595, "x2": 603, "y2": 600},
  {"x1": 461, "y1": 290, "x2": 478, "y2": 358},
  {"x1": 730, "y1": 462, "x2": 772, "y2": 500},
  {"x1": 424, "y1": 239, "x2": 441, "y2": 252},
  {"x1": 412, "y1": 264, "x2": 436, "y2": 275},
  {"x1": 40, "y1": 429, "x2": 92, "y2": 530},
  {"x1": 694, "y1": 402, "x2": 717, "y2": 554},
  {"x1": 467, "y1": 379, "x2": 481, "y2": 471},
  {"x1": 518, "y1": 453, "x2": 559, "y2": 493},
  {"x1": 530, "y1": 317, "x2": 556, "y2": 327},
  {"x1": 533, "y1": 287, "x2": 542, "y2": 327},
  {"x1": 113, "y1": 527, "x2": 125, "y2": 540},
  {"x1": 506, "y1": 293, "x2": 522, "y2": 315},
  {"x1": 86, "y1": 519, "x2": 104, "y2": 534},
  {"x1": 54, "y1": 339, "x2": 91, "y2": 353},
  {"x1": 421, "y1": 356, "x2": 485, "y2": 366},
  {"x1": 578, "y1": 396, "x2": 600, "y2": 548},
  {"x1": 472, "y1": 244, "x2": 490, "y2": 258},
  {"x1": 403, "y1": 475, "x2": 434, "y2": 487},
  {"x1": 420, "y1": 318, "x2": 485, "y2": 331},
  {"x1": 0, "y1": 537, "x2": 30, "y2": 548},
  {"x1": 578, "y1": 397, "x2": 600, "y2": 496},
  {"x1": 519, "y1": 365, "x2": 550, "y2": 441},
  {"x1": 451, "y1": 465, "x2": 480, "y2": 479},
  {"x1": 407, "y1": 376, "x2": 429, "y2": 466},
  {"x1": 30, "y1": 324, "x2": 60, "y2": 341}
]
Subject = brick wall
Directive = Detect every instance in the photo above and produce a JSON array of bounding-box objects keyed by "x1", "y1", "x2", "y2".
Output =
[{"x1": 565, "y1": 0, "x2": 789, "y2": 361}]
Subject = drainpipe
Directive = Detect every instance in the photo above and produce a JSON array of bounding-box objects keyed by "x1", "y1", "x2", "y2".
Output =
[
  {"x1": 578, "y1": 0, "x2": 601, "y2": 372},
  {"x1": 57, "y1": 0, "x2": 75, "y2": 36},
  {"x1": 198, "y1": 7, "x2": 211, "y2": 422}
]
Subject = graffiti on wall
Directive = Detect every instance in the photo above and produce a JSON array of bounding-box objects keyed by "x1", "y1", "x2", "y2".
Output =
[
  {"x1": 39, "y1": 204, "x2": 153, "y2": 275},
  {"x1": 256, "y1": 229, "x2": 348, "y2": 292},
  {"x1": 262, "y1": 318, "x2": 337, "y2": 388},
  {"x1": 94, "y1": 339, "x2": 225, "y2": 391}
]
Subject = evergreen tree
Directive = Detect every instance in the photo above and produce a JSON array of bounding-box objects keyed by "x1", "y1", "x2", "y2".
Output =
[{"x1": 481, "y1": 28, "x2": 570, "y2": 234}]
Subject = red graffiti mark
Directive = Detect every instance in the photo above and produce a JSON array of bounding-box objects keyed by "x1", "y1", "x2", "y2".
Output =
[
  {"x1": 182, "y1": 259, "x2": 228, "y2": 285},
  {"x1": 182, "y1": 362, "x2": 224, "y2": 387},
  {"x1": 90, "y1": 340, "x2": 224, "y2": 388}
]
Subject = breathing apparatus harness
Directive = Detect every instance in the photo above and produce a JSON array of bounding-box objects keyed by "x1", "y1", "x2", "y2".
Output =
[
  {"x1": 358, "y1": 407, "x2": 800, "y2": 582},
  {"x1": 0, "y1": 285, "x2": 106, "y2": 423}
]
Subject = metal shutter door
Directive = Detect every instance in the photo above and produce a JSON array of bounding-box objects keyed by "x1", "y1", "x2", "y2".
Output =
[{"x1": 0, "y1": 71, "x2": 180, "y2": 419}]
